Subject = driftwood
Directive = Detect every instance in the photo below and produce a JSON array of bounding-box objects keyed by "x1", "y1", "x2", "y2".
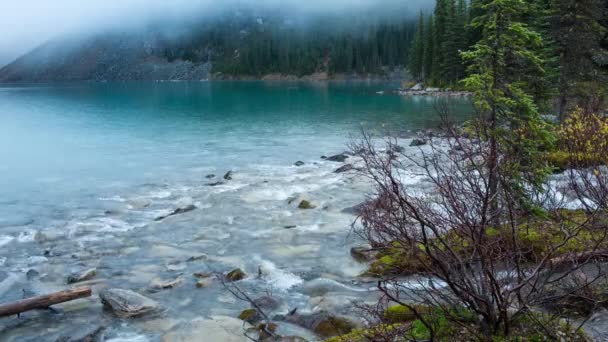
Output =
[{"x1": 0, "y1": 286, "x2": 91, "y2": 317}]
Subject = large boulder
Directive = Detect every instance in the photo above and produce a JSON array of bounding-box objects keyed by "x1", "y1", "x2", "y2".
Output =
[{"x1": 100, "y1": 289, "x2": 160, "y2": 318}]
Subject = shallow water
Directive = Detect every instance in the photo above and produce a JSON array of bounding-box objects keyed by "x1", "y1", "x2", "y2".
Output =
[{"x1": 0, "y1": 81, "x2": 469, "y2": 341}]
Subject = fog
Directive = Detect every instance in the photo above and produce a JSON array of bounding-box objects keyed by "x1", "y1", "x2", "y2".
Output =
[{"x1": 0, "y1": 0, "x2": 433, "y2": 67}]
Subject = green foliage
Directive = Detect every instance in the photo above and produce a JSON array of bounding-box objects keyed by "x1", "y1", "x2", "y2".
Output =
[
  {"x1": 163, "y1": 13, "x2": 417, "y2": 78},
  {"x1": 461, "y1": 0, "x2": 556, "y2": 193}
]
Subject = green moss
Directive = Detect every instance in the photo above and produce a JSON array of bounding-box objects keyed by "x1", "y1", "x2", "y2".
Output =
[
  {"x1": 313, "y1": 316, "x2": 356, "y2": 338},
  {"x1": 298, "y1": 200, "x2": 316, "y2": 209},
  {"x1": 226, "y1": 268, "x2": 246, "y2": 282},
  {"x1": 384, "y1": 304, "x2": 432, "y2": 323},
  {"x1": 238, "y1": 309, "x2": 260, "y2": 323},
  {"x1": 548, "y1": 150, "x2": 605, "y2": 172}
]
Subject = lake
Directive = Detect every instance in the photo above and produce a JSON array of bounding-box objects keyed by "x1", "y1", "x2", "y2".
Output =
[{"x1": 0, "y1": 81, "x2": 470, "y2": 341}]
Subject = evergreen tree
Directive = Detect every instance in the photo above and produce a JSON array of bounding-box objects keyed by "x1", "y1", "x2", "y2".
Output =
[
  {"x1": 408, "y1": 12, "x2": 426, "y2": 81},
  {"x1": 550, "y1": 0, "x2": 608, "y2": 118},
  {"x1": 462, "y1": 0, "x2": 554, "y2": 202},
  {"x1": 423, "y1": 15, "x2": 436, "y2": 83}
]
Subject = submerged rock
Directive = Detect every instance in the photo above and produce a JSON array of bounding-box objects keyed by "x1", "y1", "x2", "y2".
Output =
[
  {"x1": 154, "y1": 205, "x2": 197, "y2": 221},
  {"x1": 196, "y1": 279, "x2": 213, "y2": 288},
  {"x1": 253, "y1": 296, "x2": 282, "y2": 311},
  {"x1": 334, "y1": 164, "x2": 355, "y2": 173},
  {"x1": 151, "y1": 277, "x2": 183, "y2": 290},
  {"x1": 410, "y1": 138, "x2": 427, "y2": 147},
  {"x1": 67, "y1": 268, "x2": 97, "y2": 284},
  {"x1": 298, "y1": 200, "x2": 316, "y2": 210},
  {"x1": 224, "y1": 171, "x2": 234, "y2": 180},
  {"x1": 100, "y1": 288, "x2": 160, "y2": 318},
  {"x1": 187, "y1": 254, "x2": 208, "y2": 262},
  {"x1": 161, "y1": 316, "x2": 248, "y2": 342},
  {"x1": 226, "y1": 268, "x2": 246, "y2": 282},
  {"x1": 54, "y1": 323, "x2": 107, "y2": 342},
  {"x1": 325, "y1": 154, "x2": 349, "y2": 163},
  {"x1": 350, "y1": 247, "x2": 377, "y2": 263},
  {"x1": 341, "y1": 202, "x2": 367, "y2": 215}
]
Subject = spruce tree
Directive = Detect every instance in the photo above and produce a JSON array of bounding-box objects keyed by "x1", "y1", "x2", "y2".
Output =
[
  {"x1": 408, "y1": 12, "x2": 426, "y2": 81},
  {"x1": 423, "y1": 15, "x2": 436, "y2": 84},
  {"x1": 550, "y1": 0, "x2": 608, "y2": 118}
]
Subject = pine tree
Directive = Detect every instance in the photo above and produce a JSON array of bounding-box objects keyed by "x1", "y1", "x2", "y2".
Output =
[
  {"x1": 408, "y1": 12, "x2": 426, "y2": 81},
  {"x1": 423, "y1": 15, "x2": 436, "y2": 84},
  {"x1": 550, "y1": 0, "x2": 608, "y2": 118}
]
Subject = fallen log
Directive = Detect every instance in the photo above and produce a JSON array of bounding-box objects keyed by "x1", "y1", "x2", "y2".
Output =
[{"x1": 0, "y1": 286, "x2": 92, "y2": 317}]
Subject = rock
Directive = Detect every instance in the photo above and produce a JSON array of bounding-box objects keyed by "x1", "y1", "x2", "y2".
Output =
[
  {"x1": 350, "y1": 247, "x2": 377, "y2": 263},
  {"x1": 256, "y1": 322, "x2": 279, "y2": 340},
  {"x1": 298, "y1": 200, "x2": 316, "y2": 210},
  {"x1": 224, "y1": 171, "x2": 233, "y2": 180},
  {"x1": 193, "y1": 272, "x2": 213, "y2": 279},
  {"x1": 334, "y1": 164, "x2": 355, "y2": 173},
  {"x1": 54, "y1": 323, "x2": 106, "y2": 342},
  {"x1": 583, "y1": 310, "x2": 608, "y2": 341},
  {"x1": 294, "y1": 161, "x2": 305, "y2": 167},
  {"x1": 100, "y1": 288, "x2": 160, "y2": 318},
  {"x1": 238, "y1": 309, "x2": 261, "y2": 323},
  {"x1": 253, "y1": 296, "x2": 282, "y2": 311},
  {"x1": 282, "y1": 311, "x2": 357, "y2": 338},
  {"x1": 325, "y1": 154, "x2": 349, "y2": 163},
  {"x1": 276, "y1": 337, "x2": 308, "y2": 342},
  {"x1": 409, "y1": 138, "x2": 427, "y2": 147},
  {"x1": 187, "y1": 254, "x2": 208, "y2": 262},
  {"x1": 26, "y1": 269, "x2": 40, "y2": 281},
  {"x1": 151, "y1": 277, "x2": 183, "y2": 290},
  {"x1": 67, "y1": 268, "x2": 97, "y2": 284},
  {"x1": 410, "y1": 83, "x2": 423, "y2": 90},
  {"x1": 341, "y1": 202, "x2": 367, "y2": 215},
  {"x1": 155, "y1": 205, "x2": 197, "y2": 221},
  {"x1": 388, "y1": 145, "x2": 405, "y2": 154},
  {"x1": 226, "y1": 268, "x2": 246, "y2": 282},
  {"x1": 196, "y1": 279, "x2": 213, "y2": 288},
  {"x1": 205, "y1": 174, "x2": 216, "y2": 179},
  {"x1": 161, "y1": 316, "x2": 248, "y2": 342}
]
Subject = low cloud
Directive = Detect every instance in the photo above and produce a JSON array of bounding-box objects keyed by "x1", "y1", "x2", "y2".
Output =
[{"x1": 0, "y1": 0, "x2": 432, "y2": 66}]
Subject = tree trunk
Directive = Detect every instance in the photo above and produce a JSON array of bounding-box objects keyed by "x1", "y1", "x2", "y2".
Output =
[{"x1": 0, "y1": 287, "x2": 92, "y2": 317}]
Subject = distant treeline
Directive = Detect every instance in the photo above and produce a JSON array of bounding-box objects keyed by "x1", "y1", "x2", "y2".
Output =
[{"x1": 159, "y1": 14, "x2": 417, "y2": 77}]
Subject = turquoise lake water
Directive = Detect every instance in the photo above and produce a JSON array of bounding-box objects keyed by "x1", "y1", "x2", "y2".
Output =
[{"x1": 0, "y1": 82, "x2": 470, "y2": 341}]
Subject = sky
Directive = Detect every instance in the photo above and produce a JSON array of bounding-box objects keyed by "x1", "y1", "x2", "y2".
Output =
[{"x1": 0, "y1": 0, "x2": 432, "y2": 67}]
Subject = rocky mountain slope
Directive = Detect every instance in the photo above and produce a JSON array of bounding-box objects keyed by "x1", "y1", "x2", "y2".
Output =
[{"x1": 0, "y1": 33, "x2": 211, "y2": 82}]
